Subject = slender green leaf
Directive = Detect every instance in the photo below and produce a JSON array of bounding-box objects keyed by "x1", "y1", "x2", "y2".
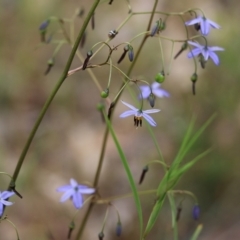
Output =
[
  {"x1": 103, "y1": 113, "x2": 143, "y2": 238},
  {"x1": 168, "y1": 192, "x2": 178, "y2": 240},
  {"x1": 190, "y1": 224, "x2": 203, "y2": 240}
]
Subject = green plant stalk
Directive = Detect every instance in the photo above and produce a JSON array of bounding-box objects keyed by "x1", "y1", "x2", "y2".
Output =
[
  {"x1": 75, "y1": 1, "x2": 159, "y2": 239},
  {"x1": 6, "y1": 0, "x2": 100, "y2": 195}
]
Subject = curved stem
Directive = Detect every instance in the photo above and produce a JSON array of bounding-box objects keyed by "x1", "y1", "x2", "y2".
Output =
[{"x1": 5, "y1": 0, "x2": 101, "y2": 208}]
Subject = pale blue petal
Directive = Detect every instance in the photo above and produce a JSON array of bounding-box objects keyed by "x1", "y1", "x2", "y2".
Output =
[
  {"x1": 70, "y1": 179, "x2": 78, "y2": 188},
  {"x1": 60, "y1": 189, "x2": 74, "y2": 202},
  {"x1": 142, "y1": 113, "x2": 157, "y2": 127},
  {"x1": 0, "y1": 199, "x2": 13, "y2": 206},
  {"x1": 78, "y1": 187, "x2": 95, "y2": 194},
  {"x1": 185, "y1": 17, "x2": 201, "y2": 26},
  {"x1": 140, "y1": 86, "x2": 151, "y2": 99},
  {"x1": 121, "y1": 101, "x2": 138, "y2": 111},
  {"x1": 143, "y1": 109, "x2": 160, "y2": 114},
  {"x1": 153, "y1": 89, "x2": 170, "y2": 98},
  {"x1": 209, "y1": 51, "x2": 220, "y2": 65},
  {"x1": 119, "y1": 110, "x2": 136, "y2": 118},
  {"x1": 202, "y1": 49, "x2": 210, "y2": 61},
  {"x1": 72, "y1": 192, "x2": 83, "y2": 209},
  {"x1": 1, "y1": 191, "x2": 15, "y2": 199},
  {"x1": 188, "y1": 48, "x2": 202, "y2": 58},
  {"x1": 201, "y1": 18, "x2": 209, "y2": 35},
  {"x1": 57, "y1": 185, "x2": 72, "y2": 192},
  {"x1": 188, "y1": 41, "x2": 203, "y2": 49},
  {"x1": 151, "y1": 82, "x2": 161, "y2": 89},
  {"x1": 0, "y1": 203, "x2": 3, "y2": 217},
  {"x1": 207, "y1": 19, "x2": 221, "y2": 29},
  {"x1": 209, "y1": 46, "x2": 224, "y2": 51}
]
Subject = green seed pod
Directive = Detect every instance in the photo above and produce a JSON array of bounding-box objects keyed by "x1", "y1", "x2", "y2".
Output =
[
  {"x1": 101, "y1": 89, "x2": 109, "y2": 98},
  {"x1": 155, "y1": 71, "x2": 165, "y2": 83},
  {"x1": 191, "y1": 73, "x2": 198, "y2": 82}
]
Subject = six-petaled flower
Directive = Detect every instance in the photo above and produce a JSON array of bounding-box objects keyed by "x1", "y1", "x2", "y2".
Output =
[
  {"x1": 0, "y1": 191, "x2": 15, "y2": 217},
  {"x1": 119, "y1": 100, "x2": 160, "y2": 127},
  {"x1": 140, "y1": 82, "x2": 170, "y2": 99},
  {"x1": 187, "y1": 41, "x2": 224, "y2": 65},
  {"x1": 185, "y1": 16, "x2": 220, "y2": 36},
  {"x1": 57, "y1": 179, "x2": 95, "y2": 209}
]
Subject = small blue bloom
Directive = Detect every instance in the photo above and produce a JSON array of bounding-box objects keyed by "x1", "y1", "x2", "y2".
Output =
[
  {"x1": 39, "y1": 20, "x2": 50, "y2": 31},
  {"x1": 139, "y1": 82, "x2": 170, "y2": 99},
  {"x1": 0, "y1": 191, "x2": 15, "y2": 217},
  {"x1": 185, "y1": 16, "x2": 220, "y2": 36},
  {"x1": 187, "y1": 41, "x2": 224, "y2": 65},
  {"x1": 119, "y1": 100, "x2": 160, "y2": 127},
  {"x1": 57, "y1": 179, "x2": 95, "y2": 209},
  {"x1": 192, "y1": 204, "x2": 200, "y2": 220}
]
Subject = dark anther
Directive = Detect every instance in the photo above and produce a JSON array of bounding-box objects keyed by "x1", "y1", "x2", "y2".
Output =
[
  {"x1": 139, "y1": 165, "x2": 149, "y2": 184},
  {"x1": 194, "y1": 23, "x2": 201, "y2": 31}
]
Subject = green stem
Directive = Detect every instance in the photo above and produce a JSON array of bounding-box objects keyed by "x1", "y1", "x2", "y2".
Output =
[
  {"x1": 75, "y1": 1, "x2": 159, "y2": 239},
  {"x1": 6, "y1": 0, "x2": 100, "y2": 201}
]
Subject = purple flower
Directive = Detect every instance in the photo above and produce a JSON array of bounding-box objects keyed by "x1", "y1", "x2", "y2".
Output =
[
  {"x1": 119, "y1": 100, "x2": 160, "y2": 127},
  {"x1": 185, "y1": 16, "x2": 220, "y2": 36},
  {"x1": 140, "y1": 82, "x2": 170, "y2": 99},
  {"x1": 192, "y1": 204, "x2": 200, "y2": 220},
  {"x1": 0, "y1": 191, "x2": 15, "y2": 217},
  {"x1": 57, "y1": 179, "x2": 95, "y2": 209},
  {"x1": 187, "y1": 41, "x2": 224, "y2": 65}
]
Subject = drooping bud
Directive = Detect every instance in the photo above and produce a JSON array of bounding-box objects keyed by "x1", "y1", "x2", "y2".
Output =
[
  {"x1": 199, "y1": 54, "x2": 206, "y2": 69},
  {"x1": 83, "y1": 50, "x2": 93, "y2": 70},
  {"x1": 151, "y1": 19, "x2": 161, "y2": 37},
  {"x1": 174, "y1": 42, "x2": 188, "y2": 59},
  {"x1": 78, "y1": 8, "x2": 85, "y2": 18},
  {"x1": 80, "y1": 31, "x2": 87, "y2": 48},
  {"x1": 117, "y1": 45, "x2": 129, "y2": 64},
  {"x1": 101, "y1": 88, "x2": 109, "y2": 98},
  {"x1": 109, "y1": 0, "x2": 114, "y2": 4},
  {"x1": 98, "y1": 232, "x2": 104, "y2": 240},
  {"x1": 155, "y1": 71, "x2": 165, "y2": 83},
  {"x1": 159, "y1": 21, "x2": 166, "y2": 32},
  {"x1": 176, "y1": 206, "x2": 182, "y2": 222},
  {"x1": 45, "y1": 58, "x2": 54, "y2": 75},
  {"x1": 67, "y1": 221, "x2": 75, "y2": 239},
  {"x1": 128, "y1": 45, "x2": 134, "y2": 62},
  {"x1": 148, "y1": 93, "x2": 155, "y2": 108},
  {"x1": 192, "y1": 204, "x2": 200, "y2": 220},
  {"x1": 108, "y1": 30, "x2": 118, "y2": 39},
  {"x1": 116, "y1": 222, "x2": 122, "y2": 237},
  {"x1": 139, "y1": 165, "x2": 149, "y2": 184},
  {"x1": 191, "y1": 73, "x2": 198, "y2": 95},
  {"x1": 39, "y1": 19, "x2": 50, "y2": 42}
]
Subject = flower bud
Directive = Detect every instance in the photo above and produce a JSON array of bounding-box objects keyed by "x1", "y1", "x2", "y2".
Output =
[
  {"x1": 128, "y1": 45, "x2": 134, "y2": 62},
  {"x1": 97, "y1": 103, "x2": 105, "y2": 111},
  {"x1": 68, "y1": 221, "x2": 75, "y2": 239},
  {"x1": 191, "y1": 73, "x2": 198, "y2": 95},
  {"x1": 101, "y1": 89, "x2": 109, "y2": 98},
  {"x1": 139, "y1": 165, "x2": 149, "y2": 184},
  {"x1": 116, "y1": 222, "x2": 122, "y2": 237},
  {"x1": 148, "y1": 93, "x2": 155, "y2": 108},
  {"x1": 39, "y1": 20, "x2": 50, "y2": 31},
  {"x1": 83, "y1": 50, "x2": 93, "y2": 70},
  {"x1": 174, "y1": 42, "x2": 188, "y2": 59},
  {"x1": 45, "y1": 58, "x2": 54, "y2": 75},
  {"x1": 98, "y1": 232, "x2": 104, "y2": 240},
  {"x1": 155, "y1": 71, "x2": 165, "y2": 83},
  {"x1": 151, "y1": 19, "x2": 161, "y2": 36},
  {"x1": 192, "y1": 204, "x2": 200, "y2": 220}
]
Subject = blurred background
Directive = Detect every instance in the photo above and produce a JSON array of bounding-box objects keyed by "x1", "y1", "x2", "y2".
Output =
[{"x1": 0, "y1": 0, "x2": 239, "y2": 239}]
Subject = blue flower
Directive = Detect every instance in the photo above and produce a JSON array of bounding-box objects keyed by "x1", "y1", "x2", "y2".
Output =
[
  {"x1": 185, "y1": 16, "x2": 220, "y2": 36},
  {"x1": 139, "y1": 82, "x2": 170, "y2": 99},
  {"x1": 192, "y1": 204, "x2": 200, "y2": 220},
  {"x1": 0, "y1": 191, "x2": 15, "y2": 217},
  {"x1": 57, "y1": 179, "x2": 95, "y2": 209},
  {"x1": 187, "y1": 41, "x2": 224, "y2": 65},
  {"x1": 119, "y1": 100, "x2": 160, "y2": 127}
]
